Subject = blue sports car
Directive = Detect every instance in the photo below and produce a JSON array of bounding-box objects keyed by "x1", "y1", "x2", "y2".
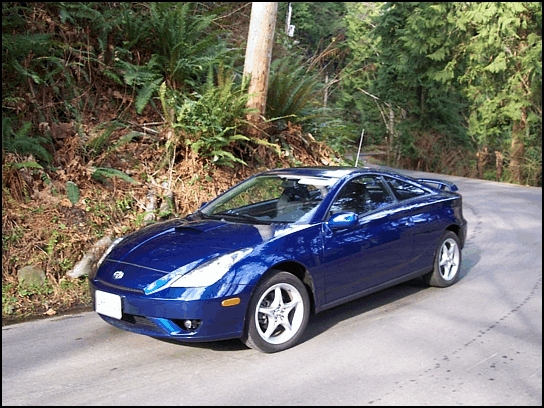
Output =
[{"x1": 90, "y1": 166, "x2": 467, "y2": 353}]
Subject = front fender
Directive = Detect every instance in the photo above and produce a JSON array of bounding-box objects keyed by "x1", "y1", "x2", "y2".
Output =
[{"x1": 232, "y1": 224, "x2": 324, "y2": 287}]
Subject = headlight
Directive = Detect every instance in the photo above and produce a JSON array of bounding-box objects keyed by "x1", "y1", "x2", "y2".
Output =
[
  {"x1": 170, "y1": 248, "x2": 253, "y2": 288},
  {"x1": 96, "y1": 237, "x2": 124, "y2": 269}
]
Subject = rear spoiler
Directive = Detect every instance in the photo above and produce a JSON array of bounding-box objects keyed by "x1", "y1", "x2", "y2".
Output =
[{"x1": 417, "y1": 178, "x2": 459, "y2": 192}]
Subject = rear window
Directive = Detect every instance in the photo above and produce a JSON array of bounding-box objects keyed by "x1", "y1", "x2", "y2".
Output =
[{"x1": 384, "y1": 176, "x2": 428, "y2": 201}]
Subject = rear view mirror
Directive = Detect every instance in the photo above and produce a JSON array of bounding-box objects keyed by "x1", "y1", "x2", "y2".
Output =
[{"x1": 327, "y1": 212, "x2": 358, "y2": 229}]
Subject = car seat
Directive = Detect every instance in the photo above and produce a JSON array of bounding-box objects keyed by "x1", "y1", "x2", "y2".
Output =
[
  {"x1": 276, "y1": 182, "x2": 311, "y2": 215},
  {"x1": 330, "y1": 182, "x2": 369, "y2": 214}
]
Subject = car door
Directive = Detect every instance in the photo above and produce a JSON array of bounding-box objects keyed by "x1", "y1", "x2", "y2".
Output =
[
  {"x1": 382, "y1": 175, "x2": 443, "y2": 268},
  {"x1": 320, "y1": 175, "x2": 414, "y2": 304}
]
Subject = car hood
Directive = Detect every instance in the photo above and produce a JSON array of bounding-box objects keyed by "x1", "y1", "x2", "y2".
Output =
[{"x1": 98, "y1": 218, "x2": 294, "y2": 289}]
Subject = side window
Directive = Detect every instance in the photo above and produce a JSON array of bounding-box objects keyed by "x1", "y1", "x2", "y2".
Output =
[
  {"x1": 330, "y1": 175, "x2": 394, "y2": 216},
  {"x1": 330, "y1": 178, "x2": 367, "y2": 215},
  {"x1": 384, "y1": 176, "x2": 427, "y2": 201}
]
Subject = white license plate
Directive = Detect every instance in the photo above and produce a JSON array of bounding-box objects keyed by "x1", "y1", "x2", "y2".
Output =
[{"x1": 95, "y1": 290, "x2": 122, "y2": 320}]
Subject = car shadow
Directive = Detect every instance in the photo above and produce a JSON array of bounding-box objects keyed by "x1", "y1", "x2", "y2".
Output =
[
  {"x1": 156, "y1": 337, "x2": 248, "y2": 352},
  {"x1": 299, "y1": 261, "x2": 476, "y2": 347},
  {"x1": 300, "y1": 279, "x2": 428, "y2": 346}
]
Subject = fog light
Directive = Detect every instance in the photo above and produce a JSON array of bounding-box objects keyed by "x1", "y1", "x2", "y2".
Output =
[{"x1": 181, "y1": 319, "x2": 201, "y2": 330}]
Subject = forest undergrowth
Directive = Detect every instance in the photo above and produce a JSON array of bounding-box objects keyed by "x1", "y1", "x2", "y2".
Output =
[{"x1": 2, "y1": 109, "x2": 340, "y2": 325}]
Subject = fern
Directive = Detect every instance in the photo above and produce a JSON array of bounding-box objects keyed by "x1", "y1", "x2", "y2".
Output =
[
  {"x1": 266, "y1": 56, "x2": 323, "y2": 124},
  {"x1": 2, "y1": 29, "x2": 54, "y2": 88},
  {"x1": 107, "y1": 3, "x2": 231, "y2": 115},
  {"x1": 135, "y1": 77, "x2": 164, "y2": 114},
  {"x1": 209, "y1": 150, "x2": 247, "y2": 167},
  {"x1": 164, "y1": 67, "x2": 254, "y2": 166},
  {"x1": 109, "y1": 131, "x2": 142, "y2": 152},
  {"x1": 91, "y1": 167, "x2": 139, "y2": 185},
  {"x1": 147, "y1": 2, "x2": 227, "y2": 88},
  {"x1": 2, "y1": 118, "x2": 52, "y2": 164},
  {"x1": 84, "y1": 122, "x2": 125, "y2": 159},
  {"x1": 9, "y1": 161, "x2": 44, "y2": 171}
]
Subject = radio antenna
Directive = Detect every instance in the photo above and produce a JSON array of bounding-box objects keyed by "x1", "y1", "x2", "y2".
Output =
[{"x1": 354, "y1": 129, "x2": 364, "y2": 167}]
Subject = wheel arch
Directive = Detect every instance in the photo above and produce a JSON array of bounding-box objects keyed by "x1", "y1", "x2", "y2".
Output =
[
  {"x1": 445, "y1": 224, "x2": 464, "y2": 248},
  {"x1": 259, "y1": 261, "x2": 317, "y2": 315}
]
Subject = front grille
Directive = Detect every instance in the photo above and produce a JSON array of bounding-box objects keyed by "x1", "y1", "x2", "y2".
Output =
[
  {"x1": 121, "y1": 313, "x2": 158, "y2": 329},
  {"x1": 96, "y1": 278, "x2": 144, "y2": 294}
]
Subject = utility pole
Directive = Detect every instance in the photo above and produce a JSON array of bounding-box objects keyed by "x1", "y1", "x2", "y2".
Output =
[
  {"x1": 285, "y1": 2, "x2": 295, "y2": 37},
  {"x1": 243, "y1": 2, "x2": 278, "y2": 133}
]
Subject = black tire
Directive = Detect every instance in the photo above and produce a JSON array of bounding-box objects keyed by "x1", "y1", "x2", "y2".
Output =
[
  {"x1": 425, "y1": 230, "x2": 462, "y2": 288},
  {"x1": 241, "y1": 270, "x2": 310, "y2": 353}
]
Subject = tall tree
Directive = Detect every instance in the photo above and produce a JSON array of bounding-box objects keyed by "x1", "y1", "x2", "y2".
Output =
[
  {"x1": 450, "y1": 2, "x2": 542, "y2": 184},
  {"x1": 243, "y1": 2, "x2": 278, "y2": 132},
  {"x1": 342, "y1": 2, "x2": 541, "y2": 183},
  {"x1": 347, "y1": 2, "x2": 470, "y2": 167}
]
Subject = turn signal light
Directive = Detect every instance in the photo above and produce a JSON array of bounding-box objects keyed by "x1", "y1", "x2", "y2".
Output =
[{"x1": 221, "y1": 297, "x2": 241, "y2": 307}]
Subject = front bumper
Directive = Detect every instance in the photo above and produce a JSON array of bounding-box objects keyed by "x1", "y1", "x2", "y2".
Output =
[{"x1": 90, "y1": 281, "x2": 253, "y2": 342}]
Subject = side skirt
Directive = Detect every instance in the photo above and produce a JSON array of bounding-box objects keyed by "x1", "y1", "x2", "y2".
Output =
[{"x1": 314, "y1": 267, "x2": 431, "y2": 314}]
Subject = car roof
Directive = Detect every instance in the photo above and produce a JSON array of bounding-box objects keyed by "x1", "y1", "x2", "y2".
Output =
[{"x1": 259, "y1": 166, "x2": 408, "y2": 180}]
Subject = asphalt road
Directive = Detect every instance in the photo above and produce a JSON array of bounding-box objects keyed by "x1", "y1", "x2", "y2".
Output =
[{"x1": 2, "y1": 171, "x2": 542, "y2": 406}]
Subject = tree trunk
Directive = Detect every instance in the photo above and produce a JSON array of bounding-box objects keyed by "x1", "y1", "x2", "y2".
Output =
[
  {"x1": 476, "y1": 146, "x2": 488, "y2": 179},
  {"x1": 509, "y1": 106, "x2": 527, "y2": 184},
  {"x1": 386, "y1": 106, "x2": 394, "y2": 166},
  {"x1": 494, "y1": 151, "x2": 504, "y2": 181},
  {"x1": 243, "y1": 2, "x2": 278, "y2": 134}
]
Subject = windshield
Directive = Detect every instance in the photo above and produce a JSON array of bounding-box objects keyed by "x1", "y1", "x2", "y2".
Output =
[{"x1": 201, "y1": 174, "x2": 340, "y2": 224}]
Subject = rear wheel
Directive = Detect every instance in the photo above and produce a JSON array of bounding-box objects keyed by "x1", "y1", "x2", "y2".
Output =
[
  {"x1": 425, "y1": 230, "x2": 461, "y2": 287},
  {"x1": 242, "y1": 270, "x2": 310, "y2": 353}
]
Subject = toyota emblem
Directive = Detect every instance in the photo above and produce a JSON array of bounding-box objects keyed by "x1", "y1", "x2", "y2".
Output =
[{"x1": 113, "y1": 270, "x2": 124, "y2": 280}]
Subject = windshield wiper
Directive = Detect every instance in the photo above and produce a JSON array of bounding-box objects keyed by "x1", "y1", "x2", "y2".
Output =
[{"x1": 214, "y1": 211, "x2": 269, "y2": 224}]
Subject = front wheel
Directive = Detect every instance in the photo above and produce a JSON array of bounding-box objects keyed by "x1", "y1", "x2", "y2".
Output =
[
  {"x1": 425, "y1": 230, "x2": 462, "y2": 288},
  {"x1": 242, "y1": 270, "x2": 310, "y2": 353}
]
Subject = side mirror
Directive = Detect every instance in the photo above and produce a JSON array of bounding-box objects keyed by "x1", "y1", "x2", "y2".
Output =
[{"x1": 327, "y1": 212, "x2": 358, "y2": 229}]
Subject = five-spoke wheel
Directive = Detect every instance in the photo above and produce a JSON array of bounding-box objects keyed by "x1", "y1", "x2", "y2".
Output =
[
  {"x1": 242, "y1": 270, "x2": 310, "y2": 353},
  {"x1": 425, "y1": 230, "x2": 461, "y2": 287}
]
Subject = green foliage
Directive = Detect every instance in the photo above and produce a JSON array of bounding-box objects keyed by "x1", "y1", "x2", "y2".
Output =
[
  {"x1": 115, "y1": 194, "x2": 136, "y2": 213},
  {"x1": 2, "y1": 3, "x2": 59, "y2": 93},
  {"x1": 17, "y1": 281, "x2": 54, "y2": 298},
  {"x1": 340, "y1": 1, "x2": 541, "y2": 184},
  {"x1": 266, "y1": 56, "x2": 323, "y2": 125},
  {"x1": 108, "y1": 2, "x2": 233, "y2": 114},
  {"x1": 147, "y1": 2, "x2": 229, "y2": 88},
  {"x1": 111, "y1": 56, "x2": 165, "y2": 114},
  {"x1": 521, "y1": 144, "x2": 543, "y2": 186},
  {"x1": 2, "y1": 283, "x2": 18, "y2": 316},
  {"x1": 336, "y1": 2, "x2": 391, "y2": 147},
  {"x1": 2, "y1": 1, "x2": 541, "y2": 191},
  {"x1": 2, "y1": 2, "x2": 117, "y2": 123},
  {"x1": 83, "y1": 121, "x2": 138, "y2": 160},
  {"x1": 85, "y1": 123, "x2": 119, "y2": 159},
  {"x1": 307, "y1": 111, "x2": 361, "y2": 158},
  {"x1": 90, "y1": 167, "x2": 139, "y2": 185},
  {"x1": 2, "y1": 226, "x2": 25, "y2": 251},
  {"x1": 2, "y1": 118, "x2": 52, "y2": 164},
  {"x1": 163, "y1": 67, "x2": 255, "y2": 167},
  {"x1": 46, "y1": 229, "x2": 60, "y2": 256},
  {"x1": 370, "y1": 2, "x2": 469, "y2": 139},
  {"x1": 66, "y1": 181, "x2": 80, "y2": 205},
  {"x1": 451, "y1": 2, "x2": 542, "y2": 184},
  {"x1": 285, "y1": 2, "x2": 348, "y2": 54},
  {"x1": 7, "y1": 161, "x2": 44, "y2": 171}
]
